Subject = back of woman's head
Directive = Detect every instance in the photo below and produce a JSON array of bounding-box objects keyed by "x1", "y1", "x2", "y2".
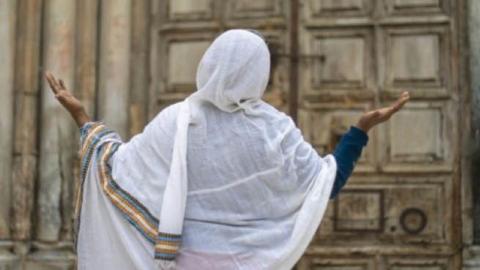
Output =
[{"x1": 194, "y1": 29, "x2": 271, "y2": 112}]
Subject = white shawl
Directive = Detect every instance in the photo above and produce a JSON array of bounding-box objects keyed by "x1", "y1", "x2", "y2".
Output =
[{"x1": 76, "y1": 29, "x2": 337, "y2": 270}]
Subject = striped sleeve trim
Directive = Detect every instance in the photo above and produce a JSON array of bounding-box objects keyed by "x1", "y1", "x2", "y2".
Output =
[
  {"x1": 74, "y1": 123, "x2": 183, "y2": 262},
  {"x1": 97, "y1": 142, "x2": 159, "y2": 242},
  {"x1": 74, "y1": 122, "x2": 113, "y2": 248},
  {"x1": 155, "y1": 232, "x2": 182, "y2": 261},
  {"x1": 75, "y1": 123, "x2": 113, "y2": 218},
  {"x1": 73, "y1": 123, "x2": 160, "y2": 250}
]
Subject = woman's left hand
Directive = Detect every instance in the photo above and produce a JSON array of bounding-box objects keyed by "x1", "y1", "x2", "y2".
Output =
[{"x1": 355, "y1": 91, "x2": 410, "y2": 133}]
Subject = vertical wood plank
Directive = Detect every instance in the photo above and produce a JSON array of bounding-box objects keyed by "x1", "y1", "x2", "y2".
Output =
[
  {"x1": 129, "y1": 0, "x2": 151, "y2": 136},
  {"x1": 0, "y1": 0, "x2": 17, "y2": 239},
  {"x1": 98, "y1": 0, "x2": 132, "y2": 139},
  {"x1": 37, "y1": 0, "x2": 76, "y2": 242},
  {"x1": 12, "y1": 0, "x2": 43, "y2": 241}
]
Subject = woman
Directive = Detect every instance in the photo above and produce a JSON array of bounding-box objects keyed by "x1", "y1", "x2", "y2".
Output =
[{"x1": 45, "y1": 29, "x2": 409, "y2": 270}]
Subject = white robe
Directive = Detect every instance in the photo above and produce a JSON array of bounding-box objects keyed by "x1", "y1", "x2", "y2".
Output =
[{"x1": 75, "y1": 30, "x2": 337, "y2": 270}]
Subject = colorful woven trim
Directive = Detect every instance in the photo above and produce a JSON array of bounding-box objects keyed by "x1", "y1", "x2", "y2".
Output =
[
  {"x1": 74, "y1": 122, "x2": 111, "y2": 247},
  {"x1": 74, "y1": 122, "x2": 182, "y2": 262},
  {"x1": 74, "y1": 123, "x2": 159, "y2": 246},
  {"x1": 75, "y1": 123, "x2": 112, "y2": 222},
  {"x1": 155, "y1": 232, "x2": 182, "y2": 261},
  {"x1": 98, "y1": 142, "x2": 160, "y2": 242}
]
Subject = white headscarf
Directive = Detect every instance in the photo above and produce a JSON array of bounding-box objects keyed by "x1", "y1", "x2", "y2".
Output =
[
  {"x1": 192, "y1": 29, "x2": 270, "y2": 111},
  {"x1": 107, "y1": 29, "x2": 337, "y2": 269}
]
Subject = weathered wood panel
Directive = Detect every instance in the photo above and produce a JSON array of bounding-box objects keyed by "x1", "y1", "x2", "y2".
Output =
[{"x1": 296, "y1": 0, "x2": 462, "y2": 268}]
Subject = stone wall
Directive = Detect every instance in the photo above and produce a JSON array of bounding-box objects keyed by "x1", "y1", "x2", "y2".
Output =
[{"x1": 0, "y1": 0, "x2": 150, "y2": 269}]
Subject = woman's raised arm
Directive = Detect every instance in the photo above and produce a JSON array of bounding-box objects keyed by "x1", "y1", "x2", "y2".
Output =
[
  {"x1": 330, "y1": 91, "x2": 410, "y2": 198},
  {"x1": 44, "y1": 71, "x2": 91, "y2": 127}
]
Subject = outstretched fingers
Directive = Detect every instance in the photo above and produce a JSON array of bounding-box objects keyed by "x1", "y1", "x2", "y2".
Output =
[
  {"x1": 356, "y1": 91, "x2": 410, "y2": 132},
  {"x1": 59, "y1": 79, "x2": 67, "y2": 90},
  {"x1": 391, "y1": 91, "x2": 410, "y2": 112},
  {"x1": 380, "y1": 91, "x2": 410, "y2": 120},
  {"x1": 45, "y1": 72, "x2": 60, "y2": 94}
]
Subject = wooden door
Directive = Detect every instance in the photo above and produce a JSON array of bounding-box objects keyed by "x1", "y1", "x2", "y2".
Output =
[
  {"x1": 296, "y1": 0, "x2": 463, "y2": 269},
  {"x1": 150, "y1": 0, "x2": 292, "y2": 115},
  {"x1": 150, "y1": 0, "x2": 463, "y2": 269}
]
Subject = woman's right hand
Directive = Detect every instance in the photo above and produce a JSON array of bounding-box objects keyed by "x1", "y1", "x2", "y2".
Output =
[
  {"x1": 355, "y1": 91, "x2": 410, "y2": 133},
  {"x1": 45, "y1": 72, "x2": 91, "y2": 127}
]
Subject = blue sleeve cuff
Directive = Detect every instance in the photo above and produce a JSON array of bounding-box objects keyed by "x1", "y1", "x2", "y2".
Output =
[
  {"x1": 80, "y1": 121, "x2": 95, "y2": 132},
  {"x1": 329, "y1": 126, "x2": 369, "y2": 199},
  {"x1": 348, "y1": 126, "x2": 369, "y2": 146}
]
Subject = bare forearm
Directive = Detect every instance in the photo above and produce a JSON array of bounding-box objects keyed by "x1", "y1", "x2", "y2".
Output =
[{"x1": 72, "y1": 109, "x2": 91, "y2": 128}]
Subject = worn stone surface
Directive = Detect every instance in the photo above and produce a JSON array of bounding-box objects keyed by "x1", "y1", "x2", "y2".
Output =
[
  {"x1": 25, "y1": 250, "x2": 75, "y2": 270},
  {"x1": 37, "y1": 0, "x2": 77, "y2": 243},
  {"x1": 12, "y1": 0, "x2": 43, "y2": 241},
  {"x1": 72, "y1": 3, "x2": 99, "y2": 241},
  {"x1": 0, "y1": 249, "x2": 20, "y2": 270},
  {"x1": 129, "y1": 0, "x2": 151, "y2": 136},
  {"x1": 75, "y1": 0, "x2": 99, "y2": 118},
  {"x1": 0, "y1": 0, "x2": 16, "y2": 239},
  {"x1": 11, "y1": 156, "x2": 36, "y2": 242},
  {"x1": 98, "y1": 0, "x2": 132, "y2": 139}
]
